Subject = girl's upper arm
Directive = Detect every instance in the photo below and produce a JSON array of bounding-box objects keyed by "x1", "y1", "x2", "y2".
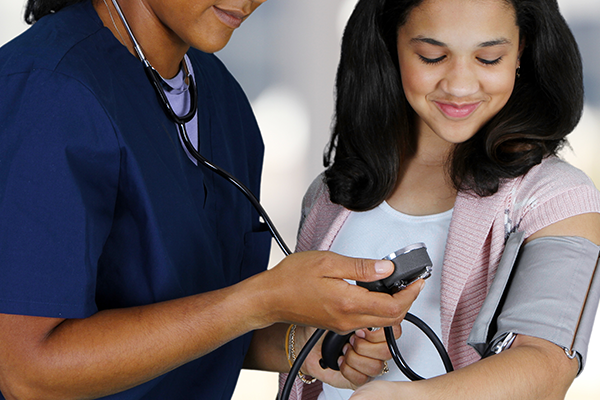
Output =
[{"x1": 525, "y1": 212, "x2": 600, "y2": 245}]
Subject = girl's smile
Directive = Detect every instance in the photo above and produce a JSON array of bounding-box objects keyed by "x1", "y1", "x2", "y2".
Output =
[{"x1": 433, "y1": 101, "x2": 482, "y2": 120}]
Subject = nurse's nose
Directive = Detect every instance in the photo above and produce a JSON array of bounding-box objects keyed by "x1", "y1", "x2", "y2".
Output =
[{"x1": 440, "y1": 59, "x2": 480, "y2": 98}]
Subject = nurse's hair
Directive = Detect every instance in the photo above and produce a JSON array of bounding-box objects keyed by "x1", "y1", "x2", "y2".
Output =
[
  {"x1": 324, "y1": 0, "x2": 584, "y2": 211},
  {"x1": 24, "y1": 0, "x2": 87, "y2": 24}
]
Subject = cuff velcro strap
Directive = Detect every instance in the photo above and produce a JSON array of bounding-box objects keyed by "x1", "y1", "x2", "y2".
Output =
[{"x1": 468, "y1": 234, "x2": 600, "y2": 374}]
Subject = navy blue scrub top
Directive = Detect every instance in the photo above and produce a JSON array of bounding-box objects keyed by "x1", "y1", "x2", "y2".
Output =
[{"x1": 0, "y1": 2, "x2": 272, "y2": 399}]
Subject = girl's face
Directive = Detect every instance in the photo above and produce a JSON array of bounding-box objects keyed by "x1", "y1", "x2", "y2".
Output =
[{"x1": 397, "y1": 0, "x2": 522, "y2": 148}]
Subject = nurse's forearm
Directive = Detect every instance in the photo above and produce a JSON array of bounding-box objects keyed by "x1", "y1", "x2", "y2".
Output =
[
  {"x1": 244, "y1": 323, "x2": 291, "y2": 373},
  {"x1": 0, "y1": 278, "x2": 269, "y2": 400},
  {"x1": 0, "y1": 251, "x2": 419, "y2": 400}
]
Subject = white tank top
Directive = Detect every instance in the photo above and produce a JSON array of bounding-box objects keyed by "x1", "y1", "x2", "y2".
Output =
[{"x1": 319, "y1": 201, "x2": 453, "y2": 400}]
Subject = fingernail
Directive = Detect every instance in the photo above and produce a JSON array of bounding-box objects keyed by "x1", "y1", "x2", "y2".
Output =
[
  {"x1": 419, "y1": 280, "x2": 426, "y2": 292},
  {"x1": 349, "y1": 336, "x2": 355, "y2": 348},
  {"x1": 375, "y1": 260, "x2": 392, "y2": 274},
  {"x1": 355, "y1": 329, "x2": 366, "y2": 339},
  {"x1": 343, "y1": 343, "x2": 350, "y2": 355},
  {"x1": 337, "y1": 356, "x2": 344, "y2": 368}
]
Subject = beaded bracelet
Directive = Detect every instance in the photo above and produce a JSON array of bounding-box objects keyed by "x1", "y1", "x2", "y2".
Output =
[{"x1": 285, "y1": 324, "x2": 317, "y2": 384}]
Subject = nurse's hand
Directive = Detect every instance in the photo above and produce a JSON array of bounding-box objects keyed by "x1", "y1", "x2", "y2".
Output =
[
  {"x1": 251, "y1": 251, "x2": 425, "y2": 333},
  {"x1": 299, "y1": 324, "x2": 402, "y2": 389}
]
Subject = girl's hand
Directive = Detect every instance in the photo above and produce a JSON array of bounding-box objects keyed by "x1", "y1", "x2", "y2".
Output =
[{"x1": 299, "y1": 324, "x2": 402, "y2": 389}]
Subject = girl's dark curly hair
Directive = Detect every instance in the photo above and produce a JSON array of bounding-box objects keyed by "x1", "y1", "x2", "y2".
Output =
[
  {"x1": 24, "y1": 0, "x2": 88, "y2": 24},
  {"x1": 324, "y1": 0, "x2": 584, "y2": 211}
]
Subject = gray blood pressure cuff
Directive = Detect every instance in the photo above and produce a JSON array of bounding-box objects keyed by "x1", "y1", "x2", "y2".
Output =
[{"x1": 468, "y1": 233, "x2": 600, "y2": 373}]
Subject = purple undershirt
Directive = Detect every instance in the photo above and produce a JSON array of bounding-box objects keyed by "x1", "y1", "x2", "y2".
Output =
[{"x1": 161, "y1": 54, "x2": 198, "y2": 164}]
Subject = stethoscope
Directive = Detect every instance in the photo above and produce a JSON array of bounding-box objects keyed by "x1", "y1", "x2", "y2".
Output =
[
  {"x1": 108, "y1": 1, "x2": 452, "y2": 398},
  {"x1": 109, "y1": 0, "x2": 291, "y2": 256}
]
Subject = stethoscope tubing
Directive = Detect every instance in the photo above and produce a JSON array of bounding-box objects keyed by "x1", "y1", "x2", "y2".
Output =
[{"x1": 177, "y1": 123, "x2": 292, "y2": 256}]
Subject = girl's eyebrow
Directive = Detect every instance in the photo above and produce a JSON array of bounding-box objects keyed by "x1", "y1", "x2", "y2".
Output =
[
  {"x1": 410, "y1": 37, "x2": 447, "y2": 47},
  {"x1": 478, "y1": 38, "x2": 512, "y2": 48},
  {"x1": 410, "y1": 36, "x2": 513, "y2": 48}
]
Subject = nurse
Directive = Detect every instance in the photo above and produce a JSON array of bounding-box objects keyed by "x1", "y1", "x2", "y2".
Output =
[{"x1": 0, "y1": 1, "x2": 416, "y2": 399}]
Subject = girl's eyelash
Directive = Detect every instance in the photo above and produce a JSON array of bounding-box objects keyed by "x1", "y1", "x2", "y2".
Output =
[
  {"x1": 418, "y1": 55, "x2": 446, "y2": 65},
  {"x1": 477, "y1": 57, "x2": 503, "y2": 66},
  {"x1": 418, "y1": 55, "x2": 504, "y2": 66}
]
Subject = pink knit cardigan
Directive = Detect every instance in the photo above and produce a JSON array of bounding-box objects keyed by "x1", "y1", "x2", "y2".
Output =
[{"x1": 279, "y1": 157, "x2": 600, "y2": 400}]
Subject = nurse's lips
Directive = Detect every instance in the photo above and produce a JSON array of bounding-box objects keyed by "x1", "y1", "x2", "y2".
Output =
[
  {"x1": 435, "y1": 101, "x2": 481, "y2": 119},
  {"x1": 213, "y1": 6, "x2": 247, "y2": 29}
]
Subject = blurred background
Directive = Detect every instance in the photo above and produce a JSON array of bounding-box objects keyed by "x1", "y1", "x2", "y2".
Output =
[{"x1": 1, "y1": 0, "x2": 599, "y2": 399}]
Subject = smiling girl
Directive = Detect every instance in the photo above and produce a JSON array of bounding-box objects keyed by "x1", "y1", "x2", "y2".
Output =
[{"x1": 282, "y1": 0, "x2": 600, "y2": 399}]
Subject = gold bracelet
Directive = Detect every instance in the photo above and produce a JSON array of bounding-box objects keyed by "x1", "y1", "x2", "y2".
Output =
[
  {"x1": 286, "y1": 324, "x2": 317, "y2": 384},
  {"x1": 285, "y1": 324, "x2": 294, "y2": 368}
]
